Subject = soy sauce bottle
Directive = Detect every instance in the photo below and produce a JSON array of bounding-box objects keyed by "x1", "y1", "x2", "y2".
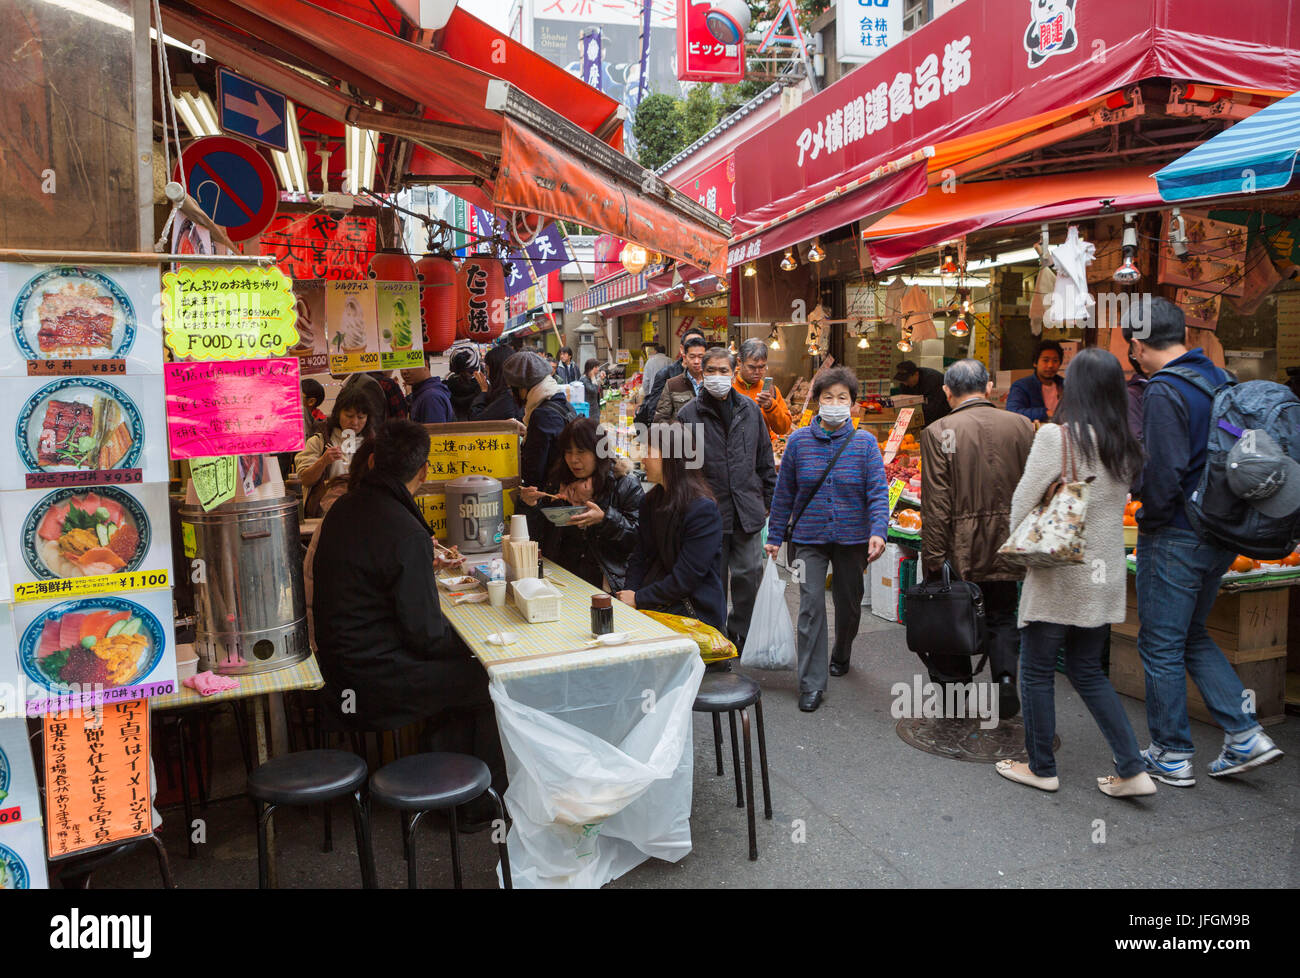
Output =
[{"x1": 591, "y1": 594, "x2": 614, "y2": 636}]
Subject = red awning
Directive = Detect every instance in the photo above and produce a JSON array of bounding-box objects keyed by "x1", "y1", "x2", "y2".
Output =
[{"x1": 733, "y1": 0, "x2": 1300, "y2": 233}]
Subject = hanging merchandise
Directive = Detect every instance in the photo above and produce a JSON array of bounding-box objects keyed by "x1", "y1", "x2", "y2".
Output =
[
  {"x1": 1045, "y1": 226, "x2": 1095, "y2": 329},
  {"x1": 1029, "y1": 264, "x2": 1056, "y2": 336},
  {"x1": 899, "y1": 284, "x2": 936, "y2": 338},
  {"x1": 808, "y1": 303, "x2": 831, "y2": 356},
  {"x1": 417, "y1": 254, "x2": 458, "y2": 353},
  {"x1": 883, "y1": 276, "x2": 906, "y2": 329}
]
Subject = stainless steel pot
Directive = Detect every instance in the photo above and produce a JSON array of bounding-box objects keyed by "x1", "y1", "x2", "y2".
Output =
[
  {"x1": 443, "y1": 475, "x2": 504, "y2": 554},
  {"x1": 179, "y1": 498, "x2": 309, "y2": 675}
]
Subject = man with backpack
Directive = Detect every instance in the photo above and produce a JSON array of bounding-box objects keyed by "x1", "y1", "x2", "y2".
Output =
[{"x1": 1123, "y1": 297, "x2": 1289, "y2": 785}]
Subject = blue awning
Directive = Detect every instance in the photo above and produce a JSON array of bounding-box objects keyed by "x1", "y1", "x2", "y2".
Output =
[{"x1": 1154, "y1": 91, "x2": 1300, "y2": 202}]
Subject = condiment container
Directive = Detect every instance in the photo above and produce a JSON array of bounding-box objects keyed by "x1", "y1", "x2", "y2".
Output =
[{"x1": 591, "y1": 594, "x2": 614, "y2": 636}]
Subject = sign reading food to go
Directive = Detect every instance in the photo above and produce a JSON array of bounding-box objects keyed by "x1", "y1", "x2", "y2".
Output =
[
  {"x1": 326, "y1": 280, "x2": 380, "y2": 373},
  {"x1": 165, "y1": 358, "x2": 304, "y2": 459},
  {"x1": 0, "y1": 264, "x2": 163, "y2": 375},
  {"x1": 161, "y1": 265, "x2": 299, "y2": 361},
  {"x1": 378, "y1": 281, "x2": 422, "y2": 370}
]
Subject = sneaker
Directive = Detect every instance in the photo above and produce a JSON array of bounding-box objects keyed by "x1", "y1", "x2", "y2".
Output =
[
  {"x1": 1207, "y1": 732, "x2": 1283, "y2": 778},
  {"x1": 1141, "y1": 747, "x2": 1196, "y2": 787}
]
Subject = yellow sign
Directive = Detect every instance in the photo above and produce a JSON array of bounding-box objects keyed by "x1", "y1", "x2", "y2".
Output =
[
  {"x1": 14, "y1": 569, "x2": 170, "y2": 603},
  {"x1": 190, "y1": 456, "x2": 237, "y2": 512},
  {"x1": 426, "y1": 433, "x2": 520, "y2": 481},
  {"x1": 416, "y1": 492, "x2": 515, "y2": 538},
  {"x1": 181, "y1": 523, "x2": 197, "y2": 558},
  {"x1": 887, "y1": 479, "x2": 907, "y2": 515},
  {"x1": 161, "y1": 266, "x2": 299, "y2": 360},
  {"x1": 330, "y1": 351, "x2": 382, "y2": 373}
]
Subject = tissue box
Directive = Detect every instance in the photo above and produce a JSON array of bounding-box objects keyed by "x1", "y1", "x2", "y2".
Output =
[{"x1": 511, "y1": 578, "x2": 562, "y2": 623}]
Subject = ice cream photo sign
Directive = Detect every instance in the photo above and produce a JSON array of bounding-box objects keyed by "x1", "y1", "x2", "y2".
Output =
[
  {"x1": 326, "y1": 280, "x2": 380, "y2": 373},
  {"x1": 161, "y1": 266, "x2": 299, "y2": 361}
]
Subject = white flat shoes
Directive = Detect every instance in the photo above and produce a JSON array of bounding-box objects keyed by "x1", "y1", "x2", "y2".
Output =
[
  {"x1": 1097, "y1": 772, "x2": 1157, "y2": 797},
  {"x1": 995, "y1": 759, "x2": 1059, "y2": 792}
]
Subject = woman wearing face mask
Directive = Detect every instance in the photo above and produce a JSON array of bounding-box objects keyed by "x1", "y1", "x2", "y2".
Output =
[
  {"x1": 531, "y1": 417, "x2": 643, "y2": 590},
  {"x1": 295, "y1": 386, "x2": 376, "y2": 517},
  {"x1": 618, "y1": 422, "x2": 726, "y2": 632},
  {"x1": 765, "y1": 367, "x2": 889, "y2": 713}
]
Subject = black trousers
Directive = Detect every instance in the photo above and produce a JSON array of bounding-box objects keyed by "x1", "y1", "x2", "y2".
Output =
[{"x1": 925, "y1": 580, "x2": 1020, "y2": 685}]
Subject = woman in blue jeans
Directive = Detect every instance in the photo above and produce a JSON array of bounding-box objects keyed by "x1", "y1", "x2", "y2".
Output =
[{"x1": 996, "y1": 349, "x2": 1157, "y2": 797}]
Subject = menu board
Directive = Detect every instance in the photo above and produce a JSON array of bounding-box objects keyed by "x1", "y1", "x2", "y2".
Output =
[
  {"x1": 0, "y1": 718, "x2": 40, "y2": 825},
  {"x1": 164, "y1": 357, "x2": 305, "y2": 459},
  {"x1": 0, "y1": 818, "x2": 49, "y2": 888},
  {"x1": 0, "y1": 373, "x2": 168, "y2": 490},
  {"x1": 17, "y1": 575, "x2": 176, "y2": 717},
  {"x1": 377, "y1": 281, "x2": 422, "y2": 370},
  {"x1": 326, "y1": 280, "x2": 380, "y2": 373},
  {"x1": 0, "y1": 264, "x2": 163, "y2": 376},
  {"x1": 43, "y1": 700, "x2": 153, "y2": 859},
  {"x1": 290, "y1": 281, "x2": 329, "y2": 374},
  {"x1": 0, "y1": 482, "x2": 173, "y2": 601},
  {"x1": 160, "y1": 265, "x2": 299, "y2": 361}
]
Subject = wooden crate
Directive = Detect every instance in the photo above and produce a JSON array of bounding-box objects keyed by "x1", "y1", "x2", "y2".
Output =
[
  {"x1": 1108, "y1": 633, "x2": 1287, "y2": 727},
  {"x1": 1115, "y1": 576, "x2": 1289, "y2": 663}
]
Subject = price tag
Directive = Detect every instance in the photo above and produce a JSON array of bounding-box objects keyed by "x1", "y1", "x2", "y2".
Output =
[
  {"x1": 27, "y1": 359, "x2": 126, "y2": 376},
  {"x1": 329, "y1": 351, "x2": 381, "y2": 374},
  {"x1": 881, "y1": 408, "x2": 915, "y2": 465},
  {"x1": 25, "y1": 468, "x2": 142, "y2": 490},
  {"x1": 13, "y1": 568, "x2": 170, "y2": 603},
  {"x1": 887, "y1": 479, "x2": 907, "y2": 515}
]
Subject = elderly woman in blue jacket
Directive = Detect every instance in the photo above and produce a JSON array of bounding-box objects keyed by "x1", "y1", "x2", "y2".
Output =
[{"x1": 765, "y1": 367, "x2": 889, "y2": 713}]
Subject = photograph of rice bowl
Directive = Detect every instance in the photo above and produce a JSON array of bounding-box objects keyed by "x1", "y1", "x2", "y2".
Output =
[
  {"x1": 15, "y1": 485, "x2": 155, "y2": 580},
  {"x1": 19, "y1": 595, "x2": 165, "y2": 694}
]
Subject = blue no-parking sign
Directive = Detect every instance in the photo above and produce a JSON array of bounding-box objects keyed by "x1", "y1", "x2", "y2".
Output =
[
  {"x1": 174, "y1": 136, "x2": 279, "y2": 242},
  {"x1": 216, "y1": 68, "x2": 288, "y2": 152}
]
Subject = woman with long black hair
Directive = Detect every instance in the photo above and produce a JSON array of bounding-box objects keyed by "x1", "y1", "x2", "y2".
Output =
[
  {"x1": 295, "y1": 384, "x2": 376, "y2": 517},
  {"x1": 618, "y1": 422, "x2": 726, "y2": 632},
  {"x1": 997, "y1": 348, "x2": 1155, "y2": 798},
  {"x1": 470, "y1": 344, "x2": 523, "y2": 422}
]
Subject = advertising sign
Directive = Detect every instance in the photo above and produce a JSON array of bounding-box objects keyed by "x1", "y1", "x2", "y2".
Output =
[
  {"x1": 326, "y1": 280, "x2": 380, "y2": 373},
  {"x1": 838, "y1": 0, "x2": 904, "y2": 64},
  {"x1": 161, "y1": 265, "x2": 299, "y2": 361},
  {"x1": 677, "y1": 0, "x2": 745, "y2": 83},
  {"x1": 164, "y1": 358, "x2": 305, "y2": 459}
]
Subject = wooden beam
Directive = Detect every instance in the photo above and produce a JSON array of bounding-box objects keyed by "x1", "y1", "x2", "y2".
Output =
[
  {"x1": 410, "y1": 141, "x2": 497, "y2": 182},
  {"x1": 345, "y1": 106, "x2": 500, "y2": 155}
]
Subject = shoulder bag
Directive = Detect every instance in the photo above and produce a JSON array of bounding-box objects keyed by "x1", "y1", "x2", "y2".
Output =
[
  {"x1": 997, "y1": 425, "x2": 1093, "y2": 567},
  {"x1": 782, "y1": 430, "x2": 857, "y2": 562}
]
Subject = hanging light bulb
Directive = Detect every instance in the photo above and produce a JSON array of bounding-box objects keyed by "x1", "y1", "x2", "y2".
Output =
[
  {"x1": 949, "y1": 313, "x2": 970, "y2": 338},
  {"x1": 1168, "y1": 207, "x2": 1189, "y2": 259},
  {"x1": 683, "y1": 283, "x2": 696, "y2": 302},
  {"x1": 807, "y1": 237, "x2": 826, "y2": 263},
  {"x1": 728, "y1": 339, "x2": 738, "y2": 355},
  {"x1": 857, "y1": 334, "x2": 870, "y2": 349},
  {"x1": 744, "y1": 262, "x2": 757, "y2": 277},
  {"x1": 716, "y1": 275, "x2": 729, "y2": 293},
  {"x1": 780, "y1": 248, "x2": 797, "y2": 271},
  {"x1": 897, "y1": 337, "x2": 913, "y2": 353},
  {"x1": 940, "y1": 248, "x2": 958, "y2": 275},
  {"x1": 1114, "y1": 212, "x2": 1142, "y2": 284},
  {"x1": 768, "y1": 326, "x2": 781, "y2": 351}
]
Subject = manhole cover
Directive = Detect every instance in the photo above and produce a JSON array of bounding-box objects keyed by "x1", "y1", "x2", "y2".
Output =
[{"x1": 895, "y1": 716, "x2": 1060, "y2": 764}]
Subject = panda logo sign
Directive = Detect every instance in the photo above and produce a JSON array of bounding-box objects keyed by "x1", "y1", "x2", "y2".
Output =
[{"x1": 1024, "y1": 0, "x2": 1078, "y2": 67}]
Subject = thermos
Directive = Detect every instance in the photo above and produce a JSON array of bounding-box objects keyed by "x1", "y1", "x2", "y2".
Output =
[{"x1": 443, "y1": 475, "x2": 504, "y2": 554}]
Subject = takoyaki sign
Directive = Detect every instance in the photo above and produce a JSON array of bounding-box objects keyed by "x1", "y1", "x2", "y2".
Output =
[{"x1": 161, "y1": 266, "x2": 299, "y2": 361}]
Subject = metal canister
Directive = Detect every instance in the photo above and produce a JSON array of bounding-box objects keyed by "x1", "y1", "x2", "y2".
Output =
[
  {"x1": 179, "y1": 498, "x2": 309, "y2": 675},
  {"x1": 443, "y1": 475, "x2": 504, "y2": 554}
]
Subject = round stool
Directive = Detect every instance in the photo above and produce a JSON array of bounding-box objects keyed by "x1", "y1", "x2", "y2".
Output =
[
  {"x1": 692, "y1": 672, "x2": 772, "y2": 860},
  {"x1": 370, "y1": 753, "x2": 512, "y2": 889},
  {"x1": 246, "y1": 749, "x2": 376, "y2": 888}
]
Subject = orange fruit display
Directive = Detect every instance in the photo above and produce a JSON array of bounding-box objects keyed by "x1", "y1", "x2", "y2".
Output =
[{"x1": 1229, "y1": 555, "x2": 1254, "y2": 573}]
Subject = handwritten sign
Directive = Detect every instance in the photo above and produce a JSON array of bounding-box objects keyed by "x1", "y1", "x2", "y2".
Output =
[
  {"x1": 887, "y1": 479, "x2": 907, "y2": 516},
  {"x1": 423, "y1": 426, "x2": 521, "y2": 481},
  {"x1": 165, "y1": 358, "x2": 304, "y2": 459},
  {"x1": 161, "y1": 266, "x2": 299, "y2": 360},
  {"x1": 881, "y1": 409, "x2": 915, "y2": 465},
  {"x1": 43, "y1": 700, "x2": 152, "y2": 859},
  {"x1": 191, "y1": 456, "x2": 238, "y2": 510}
]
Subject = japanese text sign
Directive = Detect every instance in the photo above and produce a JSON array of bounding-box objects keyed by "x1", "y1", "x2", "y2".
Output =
[
  {"x1": 838, "y1": 0, "x2": 903, "y2": 63},
  {"x1": 423, "y1": 430, "x2": 520, "y2": 482},
  {"x1": 881, "y1": 408, "x2": 914, "y2": 464},
  {"x1": 161, "y1": 266, "x2": 299, "y2": 360},
  {"x1": 165, "y1": 358, "x2": 305, "y2": 459},
  {"x1": 190, "y1": 456, "x2": 238, "y2": 511},
  {"x1": 677, "y1": 0, "x2": 745, "y2": 83},
  {"x1": 260, "y1": 214, "x2": 376, "y2": 281},
  {"x1": 43, "y1": 700, "x2": 153, "y2": 859}
]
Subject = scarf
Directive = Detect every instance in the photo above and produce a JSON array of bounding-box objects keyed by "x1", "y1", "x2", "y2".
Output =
[{"x1": 523, "y1": 375, "x2": 563, "y2": 427}]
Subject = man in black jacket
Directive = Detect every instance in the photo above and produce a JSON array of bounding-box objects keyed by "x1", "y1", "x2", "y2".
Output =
[
  {"x1": 554, "y1": 346, "x2": 581, "y2": 384},
  {"x1": 313, "y1": 420, "x2": 503, "y2": 785},
  {"x1": 678, "y1": 347, "x2": 777, "y2": 648},
  {"x1": 894, "y1": 360, "x2": 950, "y2": 427}
]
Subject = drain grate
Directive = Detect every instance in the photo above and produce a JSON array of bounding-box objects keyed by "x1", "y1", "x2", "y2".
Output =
[{"x1": 895, "y1": 716, "x2": 1060, "y2": 764}]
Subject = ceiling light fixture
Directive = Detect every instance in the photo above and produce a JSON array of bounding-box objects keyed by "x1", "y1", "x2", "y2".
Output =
[
  {"x1": 1113, "y1": 211, "x2": 1142, "y2": 284},
  {"x1": 807, "y1": 237, "x2": 826, "y2": 263},
  {"x1": 744, "y1": 262, "x2": 757, "y2": 277},
  {"x1": 780, "y1": 248, "x2": 797, "y2": 271},
  {"x1": 940, "y1": 248, "x2": 958, "y2": 275}
]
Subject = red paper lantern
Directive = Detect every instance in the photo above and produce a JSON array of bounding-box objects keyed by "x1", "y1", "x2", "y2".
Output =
[
  {"x1": 456, "y1": 257, "x2": 506, "y2": 343},
  {"x1": 416, "y1": 254, "x2": 457, "y2": 352},
  {"x1": 367, "y1": 248, "x2": 417, "y2": 281}
]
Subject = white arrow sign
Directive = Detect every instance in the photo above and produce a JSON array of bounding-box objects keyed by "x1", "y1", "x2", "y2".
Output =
[{"x1": 223, "y1": 89, "x2": 281, "y2": 136}]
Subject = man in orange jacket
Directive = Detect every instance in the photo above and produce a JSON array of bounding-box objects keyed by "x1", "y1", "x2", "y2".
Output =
[{"x1": 732, "y1": 338, "x2": 791, "y2": 442}]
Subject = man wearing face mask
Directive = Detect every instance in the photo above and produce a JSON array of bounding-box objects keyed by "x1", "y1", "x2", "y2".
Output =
[{"x1": 678, "y1": 347, "x2": 777, "y2": 651}]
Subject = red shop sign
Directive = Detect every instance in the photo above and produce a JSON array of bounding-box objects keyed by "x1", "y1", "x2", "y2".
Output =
[{"x1": 258, "y1": 214, "x2": 376, "y2": 281}]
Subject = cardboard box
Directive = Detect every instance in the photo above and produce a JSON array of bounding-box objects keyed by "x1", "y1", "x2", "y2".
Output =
[
  {"x1": 870, "y1": 543, "x2": 905, "y2": 622},
  {"x1": 995, "y1": 369, "x2": 1033, "y2": 389}
]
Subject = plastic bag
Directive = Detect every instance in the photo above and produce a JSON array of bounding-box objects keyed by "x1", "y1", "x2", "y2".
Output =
[
  {"x1": 740, "y1": 558, "x2": 797, "y2": 670},
  {"x1": 640, "y1": 610, "x2": 736, "y2": 663}
]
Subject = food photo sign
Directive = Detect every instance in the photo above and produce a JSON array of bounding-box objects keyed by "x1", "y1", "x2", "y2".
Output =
[
  {"x1": 0, "y1": 718, "x2": 41, "y2": 825},
  {"x1": 0, "y1": 264, "x2": 164, "y2": 376}
]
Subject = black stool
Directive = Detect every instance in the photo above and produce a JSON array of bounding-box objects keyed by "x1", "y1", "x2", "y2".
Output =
[
  {"x1": 246, "y1": 749, "x2": 376, "y2": 888},
  {"x1": 369, "y1": 753, "x2": 511, "y2": 889},
  {"x1": 693, "y1": 672, "x2": 772, "y2": 860}
]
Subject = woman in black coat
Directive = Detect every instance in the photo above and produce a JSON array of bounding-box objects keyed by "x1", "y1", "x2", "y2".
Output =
[
  {"x1": 581, "y1": 358, "x2": 602, "y2": 418},
  {"x1": 618, "y1": 422, "x2": 726, "y2": 632},
  {"x1": 470, "y1": 344, "x2": 523, "y2": 422},
  {"x1": 527, "y1": 417, "x2": 643, "y2": 591}
]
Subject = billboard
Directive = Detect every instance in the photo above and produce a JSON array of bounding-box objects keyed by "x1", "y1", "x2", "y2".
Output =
[{"x1": 677, "y1": 0, "x2": 745, "y2": 83}]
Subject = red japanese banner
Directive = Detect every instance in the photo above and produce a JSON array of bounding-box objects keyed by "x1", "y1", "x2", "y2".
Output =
[{"x1": 258, "y1": 214, "x2": 376, "y2": 281}]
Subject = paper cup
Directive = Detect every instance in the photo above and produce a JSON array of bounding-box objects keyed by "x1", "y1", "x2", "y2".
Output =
[
  {"x1": 487, "y1": 579, "x2": 507, "y2": 607},
  {"x1": 510, "y1": 514, "x2": 529, "y2": 541}
]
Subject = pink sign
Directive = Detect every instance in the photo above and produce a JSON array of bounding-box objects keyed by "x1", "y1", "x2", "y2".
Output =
[
  {"x1": 593, "y1": 233, "x2": 625, "y2": 284},
  {"x1": 165, "y1": 358, "x2": 305, "y2": 459}
]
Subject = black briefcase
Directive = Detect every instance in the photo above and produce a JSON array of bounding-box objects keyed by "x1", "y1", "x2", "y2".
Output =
[{"x1": 904, "y1": 562, "x2": 986, "y2": 657}]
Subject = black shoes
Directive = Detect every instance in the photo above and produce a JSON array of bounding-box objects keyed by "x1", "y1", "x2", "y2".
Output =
[
  {"x1": 798, "y1": 690, "x2": 824, "y2": 712},
  {"x1": 998, "y1": 675, "x2": 1020, "y2": 721},
  {"x1": 829, "y1": 660, "x2": 850, "y2": 677}
]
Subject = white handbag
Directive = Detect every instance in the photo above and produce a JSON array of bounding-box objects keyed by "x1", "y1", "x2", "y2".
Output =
[{"x1": 999, "y1": 427, "x2": 1093, "y2": 567}]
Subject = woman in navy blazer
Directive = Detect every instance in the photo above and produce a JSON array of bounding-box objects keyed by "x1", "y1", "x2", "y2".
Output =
[{"x1": 618, "y1": 422, "x2": 726, "y2": 632}]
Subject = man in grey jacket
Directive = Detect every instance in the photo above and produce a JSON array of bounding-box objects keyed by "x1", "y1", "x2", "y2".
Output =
[{"x1": 678, "y1": 347, "x2": 777, "y2": 649}]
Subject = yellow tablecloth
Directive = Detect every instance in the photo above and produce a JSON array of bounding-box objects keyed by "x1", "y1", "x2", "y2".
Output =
[
  {"x1": 151, "y1": 654, "x2": 324, "y2": 711},
  {"x1": 440, "y1": 560, "x2": 696, "y2": 678}
]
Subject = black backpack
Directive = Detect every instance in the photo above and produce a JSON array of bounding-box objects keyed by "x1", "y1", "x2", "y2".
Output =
[{"x1": 1155, "y1": 365, "x2": 1300, "y2": 559}]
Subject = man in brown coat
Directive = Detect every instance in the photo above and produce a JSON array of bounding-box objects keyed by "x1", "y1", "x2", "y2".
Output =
[
  {"x1": 920, "y1": 359, "x2": 1034, "y2": 718},
  {"x1": 653, "y1": 335, "x2": 708, "y2": 423}
]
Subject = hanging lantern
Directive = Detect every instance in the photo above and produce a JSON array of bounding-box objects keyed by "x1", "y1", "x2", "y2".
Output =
[
  {"x1": 457, "y1": 257, "x2": 507, "y2": 343},
  {"x1": 620, "y1": 243, "x2": 648, "y2": 276},
  {"x1": 780, "y1": 248, "x2": 797, "y2": 271},
  {"x1": 416, "y1": 254, "x2": 457, "y2": 353},
  {"x1": 368, "y1": 247, "x2": 417, "y2": 281}
]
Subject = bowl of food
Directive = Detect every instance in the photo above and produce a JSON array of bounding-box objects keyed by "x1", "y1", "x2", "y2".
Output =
[
  {"x1": 21, "y1": 486, "x2": 150, "y2": 579},
  {"x1": 541, "y1": 505, "x2": 587, "y2": 526},
  {"x1": 20, "y1": 596, "x2": 165, "y2": 693},
  {"x1": 16, "y1": 378, "x2": 142, "y2": 474},
  {"x1": 11, "y1": 265, "x2": 136, "y2": 361}
]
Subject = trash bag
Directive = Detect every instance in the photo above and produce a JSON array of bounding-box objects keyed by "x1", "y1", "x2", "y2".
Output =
[
  {"x1": 489, "y1": 651, "x2": 704, "y2": 888},
  {"x1": 640, "y1": 610, "x2": 736, "y2": 664},
  {"x1": 740, "y1": 558, "x2": 797, "y2": 670}
]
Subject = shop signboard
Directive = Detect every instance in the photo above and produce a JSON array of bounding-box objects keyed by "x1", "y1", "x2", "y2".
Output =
[
  {"x1": 593, "y1": 234, "x2": 625, "y2": 284},
  {"x1": 326, "y1": 280, "x2": 380, "y2": 373},
  {"x1": 42, "y1": 700, "x2": 153, "y2": 858},
  {"x1": 260, "y1": 214, "x2": 376, "y2": 281},
  {"x1": 0, "y1": 265, "x2": 164, "y2": 377},
  {"x1": 678, "y1": 154, "x2": 737, "y2": 223},
  {"x1": 161, "y1": 266, "x2": 299, "y2": 361},
  {"x1": 164, "y1": 358, "x2": 304, "y2": 460},
  {"x1": 838, "y1": 0, "x2": 904, "y2": 63},
  {"x1": 676, "y1": 0, "x2": 745, "y2": 83}
]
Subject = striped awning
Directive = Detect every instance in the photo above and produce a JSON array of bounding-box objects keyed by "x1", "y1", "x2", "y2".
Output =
[{"x1": 1154, "y1": 92, "x2": 1300, "y2": 202}]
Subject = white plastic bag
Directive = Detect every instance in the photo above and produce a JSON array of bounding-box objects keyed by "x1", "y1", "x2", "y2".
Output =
[{"x1": 740, "y1": 558, "x2": 797, "y2": 670}]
